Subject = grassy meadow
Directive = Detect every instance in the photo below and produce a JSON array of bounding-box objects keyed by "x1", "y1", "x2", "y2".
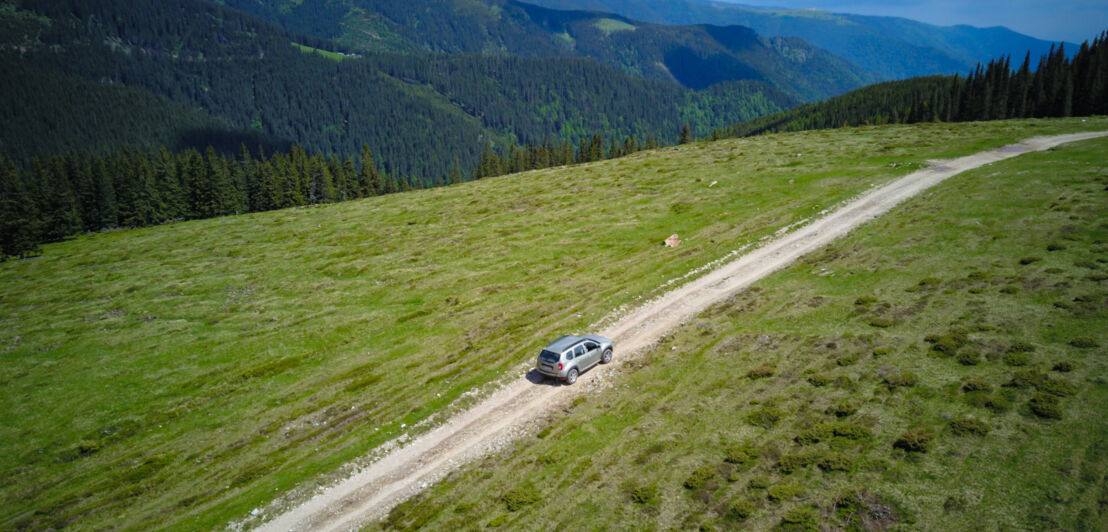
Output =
[
  {"x1": 0, "y1": 118, "x2": 1105, "y2": 530},
  {"x1": 377, "y1": 134, "x2": 1108, "y2": 530}
]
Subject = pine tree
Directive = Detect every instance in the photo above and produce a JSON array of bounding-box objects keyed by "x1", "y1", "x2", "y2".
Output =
[
  {"x1": 0, "y1": 154, "x2": 42, "y2": 259},
  {"x1": 679, "y1": 122, "x2": 693, "y2": 144}
]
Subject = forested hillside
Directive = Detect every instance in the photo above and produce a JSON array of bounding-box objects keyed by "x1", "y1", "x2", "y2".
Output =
[
  {"x1": 222, "y1": 0, "x2": 877, "y2": 101},
  {"x1": 723, "y1": 36, "x2": 1108, "y2": 138},
  {"x1": 525, "y1": 0, "x2": 1070, "y2": 80},
  {"x1": 2, "y1": 0, "x2": 795, "y2": 178}
]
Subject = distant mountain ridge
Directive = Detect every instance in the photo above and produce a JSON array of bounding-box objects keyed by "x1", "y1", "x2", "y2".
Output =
[
  {"x1": 221, "y1": 0, "x2": 879, "y2": 101},
  {"x1": 520, "y1": 0, "x2": 1072, "y2": 80}
]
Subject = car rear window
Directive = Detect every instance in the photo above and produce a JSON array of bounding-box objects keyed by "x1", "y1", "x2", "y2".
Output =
[{"x1": 539, "y1": 350, "x2": 560, "y2": 363}]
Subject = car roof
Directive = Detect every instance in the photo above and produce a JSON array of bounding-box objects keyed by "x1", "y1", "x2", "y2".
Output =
[{"x1": 544, "y1": 335, "x2": 584, "y2": 352}]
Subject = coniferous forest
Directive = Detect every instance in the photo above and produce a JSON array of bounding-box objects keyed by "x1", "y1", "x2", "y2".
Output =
[{"x1": 725, "y1": 35, "x2": 1108, "y2": 137}]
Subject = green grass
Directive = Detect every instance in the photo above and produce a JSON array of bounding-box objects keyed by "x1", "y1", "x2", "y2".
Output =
[
  {"x1": 0, "y1": 118, "x2": 1105, "y2": 530},
  {"x1": 372, "y1": 134, "x2": 1108, "y2": 530},
  {"x1": 593, "y1": 18, "x2": 637, "y2": 35},
  {"x1": 291, "y1": 42, "x2": 349, "y2": 61}
]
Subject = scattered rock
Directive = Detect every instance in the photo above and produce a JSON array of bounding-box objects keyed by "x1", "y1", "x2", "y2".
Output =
[
  {"x1": 709, "y1": 180, "x2": 718, "y2": 187},
  {"x1": 664, "y1": 234, "x2": 680, "y2": 248}
]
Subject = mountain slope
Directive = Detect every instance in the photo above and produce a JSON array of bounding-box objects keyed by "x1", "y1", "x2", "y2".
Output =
[
  {"x1": 222, "y1": 0, "x2": 878, "y2": 101},
  {"x1": 6, "y1": 0, "x2": 794, "y2": 177},
  {"x1": 523, "y1": 0, "x2": 1071, "y2": 79}
]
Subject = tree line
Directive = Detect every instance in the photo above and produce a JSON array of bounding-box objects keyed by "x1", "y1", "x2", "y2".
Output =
[
  {"x1": 1, "y1": 122, "x2": 696, "y2": 259},
  {"x1": 725, "y1": 33, "x2": 1108, "y2": 137}
]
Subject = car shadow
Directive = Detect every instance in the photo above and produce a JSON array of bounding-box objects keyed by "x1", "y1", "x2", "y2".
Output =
[{"x1": 525, "y1": 369, "x2": 563, "y2": 386}]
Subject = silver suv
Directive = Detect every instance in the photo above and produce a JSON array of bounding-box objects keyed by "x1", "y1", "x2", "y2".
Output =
[{"x1": 535, "y1": 335, "x2": 613, "y2": 384}]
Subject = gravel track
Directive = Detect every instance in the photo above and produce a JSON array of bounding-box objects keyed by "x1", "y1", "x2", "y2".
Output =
[{"x1": 256, "y1": 131, "x2": 1107, "y2": 532}]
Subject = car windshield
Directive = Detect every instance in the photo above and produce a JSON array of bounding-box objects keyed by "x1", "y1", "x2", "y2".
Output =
[{"x1": 539, "y1": 350, "x2": 560, "y2": 363}]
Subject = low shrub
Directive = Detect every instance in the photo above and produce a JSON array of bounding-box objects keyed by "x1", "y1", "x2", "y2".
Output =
[
  {"x1": 872, "y1": 347, "x2": 890, "y2": 358},
  {"x1": 962, "y1": 379, "x2": 992, "y2": 393},
  {"x1": 893, "y1": 428, "x2": 934, "y2": 452},
  {"x1": 883, "y1": 372, "x2": 919, "y2": 389},
  {"x1": 868, "y1": 317, "x2": 894, "y2": 328},
  {"x1": 1003, "y1": 352, "x2": 1031, "y2": 366},
  {"x1": 684, "y1": 465, "x2": 716, "y2": 490},
  {"x1": 777, "y1": 453, "x2": 813, "y2": 474},
  {"x1": 1037, "y1": 377, "x2": 1077, "y2": 397},
  {"x1": 949, "y1": 418, "x2": 990, "y2": 436},
  {"x1": 1047, "y1": 243, "x2": 1067, "y2": 251},
  {"x1": 807, "y1": 374, "x2": 831, "y2": 387},
  {"x1": 747, "y1": 407, "x2": 783, "y2": 429},
  {"x1": 780, "y1": 506, "x2": 820, "y2": 530},
  {"x1": 836, "y1": 353, "x2": 859, "y2": 366},
  {"x1": 767, "y1": 484, "x2": 804, "y2": 502},
  {"x1": 831, "y1": 422, "x2": 871, "y2": 440},
  {"x1": 854, "y1": 296, "x2": 877, "y2": 306},
  {"x1": 956, "y1": 350, "x2": 981, "y2": 366},
  {"x1": 746, "y1": 365, "x2": 775, "y2": 379},
  {"x1": 486, "y1": 514, "x2": 509, "y2": 528},
  {"x1": 1052, "y1": 361, "x2": 1075, "y2": 372},
  {"x1": 725, "y1": 499, "x2": 756, "y2": 521},
  {"x1": 1018, "y1": 256, "x2": 1042, "y2": 265},
  {"x1": 1028, "y1": 393, "x2": 1063, "y2": 419},
  {"x1": 817, "y1": 453, "x2": 852, "y2": 472},
  {"x1": 985, "y1": 395, "x2": 1013, "y2": 413},
  {"x1": 501, "y1": 485, "x2": 540, "y2": 511},
  {"x1": 827, "y1": 400, "x2": 858, "y2": 417},
  {"x1": 930, "y1": 335, "x2": 965, "y2": 356},
  {"x1": 999, "y1": 285, "x2": 1020, "y2": 294},
  {"x1": 795, "y1": 425, "x2": 831, "y2": 446},
  {"x1": 629, "y1": 484, "x2": 659, "y2": 506},
  {"x1": 1007, "y1": 341, "x2": 1036, "y2": 353},
  {"x1": 748, "y1": 476, "x2": 770, "y2": 490},
  {"x1": 723, "y1": 444, "x2": 755, "y2": 466},
  {"x1": 1006, "y1": 370, "x2": 1046, "y2": 388},
  {"x1": 1069, "y1": 337, "x2": 1100, "y2": 348}
]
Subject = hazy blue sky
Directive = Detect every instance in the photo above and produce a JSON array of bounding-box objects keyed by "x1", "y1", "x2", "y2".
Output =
[{"x1": 718, "y1": 1, "x2": 1107, "y2": 43}]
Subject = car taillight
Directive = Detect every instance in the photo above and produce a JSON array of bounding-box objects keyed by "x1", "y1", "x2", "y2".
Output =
[{"x1": 558, "y1": 363, "x2": 563, "y2": 370}]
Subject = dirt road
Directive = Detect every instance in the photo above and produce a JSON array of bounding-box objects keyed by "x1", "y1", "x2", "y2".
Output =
[{"x1": 256, "y1": 131, "x2": 1107, "y2": 532}]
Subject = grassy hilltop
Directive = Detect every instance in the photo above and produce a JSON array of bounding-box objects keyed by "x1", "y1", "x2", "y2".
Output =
[
  {"x1": 380, "y1": 133, "x2": 1108, "y2": 530},
  {"x1": 0, "y1": 118, "x2": 1105, "y2": 530}
]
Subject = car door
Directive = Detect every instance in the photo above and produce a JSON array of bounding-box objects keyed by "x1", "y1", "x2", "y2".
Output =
[{"x1": 582, "y1": 341, "x2": 600, "y2": 369}]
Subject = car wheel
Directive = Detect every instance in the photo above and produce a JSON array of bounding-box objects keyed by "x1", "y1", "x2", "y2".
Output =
[
  {"x1": 601, "y1": 348, "x2": 613, "y2": 364},
  {"x1": 565, "y1": 368, "x2": 578, "y2": 385}
]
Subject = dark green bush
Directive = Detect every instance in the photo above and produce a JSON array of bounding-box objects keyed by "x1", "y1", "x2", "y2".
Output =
[
  {"x1": 962, "y1": 379, "x2": 992, "y2": 393},
  {"x1": 748, "y1": 476, "x2": 770, "y2": 490},
  {"x1": 501, "y1": 485, "x2": 540, "y2": 511},
  {"x1": 817, "y1": 453, "x2": 852, "y2": 472},
  {"x1": 1047, "y1": 243, "x2": 1067, "y2": 251},
  {"x1": 956, "y1": 350, "x2": 981, "y2": 366},
  {"x1": 1019, "y1": 256, "x2": 1042, "y2": 265},
  {"x1": 868, "y1": 317, "x2": 893, "y2": 328},
  {"x1": 629, "y1": 484, "x2": 659, "y2": 506},
  {"x1": 725, "y1": 499, "x2": 756, "y2": 521},
  {"x1": 1028, "y1": 393, "x2": 1063, "y2": 419},
  {"x1": 684, "y1": 465, "x2": 716, "y2": 490},
  {"x1": 723, "y1": 444, "x2": 755, "y2": 466},
  {"x1": 836, "y1": 353, "x2": 859, "y2": 366},
  {"x1": 831, "y1": 422, "x2": 871, "y2": 440},
  {"x1": 486, "y1": 514, "x2": 509, "y2": 528},
  {"x1": 1000, "y1": 285, "x2": 1020, "y2": 294},
  {"x1": 795, "y1": 425, "x2": 832, "y2": 446},
  {"x1": 1069, "y1": 337, "x2": 1100, "y2": 348},
  {"x1": 854, "y1": 296, "x2": 877, "y2": 306},
  {"x1": 1052, "y1": 361, "x2": 1075, "y2": 372},
  {"x1": 985, "y1": 395, "x2": 1013, "y2": 413},
  {"x1": 746, "y1": 365, "x2": 775, "y2": 379},
  {"x1": 827, "y1": 400, "x2": 859, "y2": 417},
  {"x1": 949, "y1": 418, "x2": 990, "y2": 436},
  {"x1": 777, "y1": 453, "x2": 813, "y2": 474},
  {"x1": 893, "y1": 428, "x2": 934, "y2": 452},
  {"x1": 767, "y1": 484, "x2": 804, "y2": 502},
  {"x1": 872, "y1": 347, "x2": 890, "y2": 357},
  {"x1": 780, "y1": 506, "x2": 820, "y2": 530},
  {"x1": 1007, "y1": 341, "x2": 1036, "y2": 353},
  {"x1": 883, "y1": 372, "x2": 919, "y2": 389},
  {"x1": 807, "y1": 374, "x2": 831, "y2": 387},
  {"x1": 747, "y1": 407, "x2": 783, "y2": 429},
  {"x1": 1003, "y1": 352, "x2": 1031, "y2": 366},
  {"x1": 1006, "y1": 370, "x2": 1046, "y2": 388},
  {"x1": 1037, "y1": 377, "x2": 1077, "y2": 397}
]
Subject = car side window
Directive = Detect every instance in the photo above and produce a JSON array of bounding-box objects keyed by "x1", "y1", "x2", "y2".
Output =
[
  {"x1": 564, "y1": 349, "x2": 574, "y2": 360},
  {"x1": 574, "y1": 345, "x2": 586, "y2": 357},
  {"x1": 585, "y1": 341, "x2": 598, "y2": 351}
]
